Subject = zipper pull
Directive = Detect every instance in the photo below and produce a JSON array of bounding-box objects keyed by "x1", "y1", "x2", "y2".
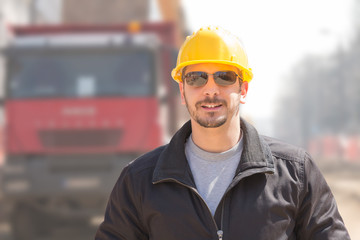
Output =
[{"x1": 217, "y1": 230, "x2": 223, "y2": 240}]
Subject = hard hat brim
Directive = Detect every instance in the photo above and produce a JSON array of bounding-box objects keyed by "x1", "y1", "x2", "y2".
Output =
[{"x1": 171, "y1": 60, "x2": 253, "y2": 83}]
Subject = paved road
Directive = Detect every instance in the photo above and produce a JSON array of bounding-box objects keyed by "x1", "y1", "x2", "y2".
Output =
[{"x1": 320, "y1": 162, "x2": 360, "y2": 240}]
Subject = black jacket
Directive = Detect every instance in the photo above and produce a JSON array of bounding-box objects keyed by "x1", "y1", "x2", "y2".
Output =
[{"x1": 95, "y1": 120, "x2": 350, "y2": 240}]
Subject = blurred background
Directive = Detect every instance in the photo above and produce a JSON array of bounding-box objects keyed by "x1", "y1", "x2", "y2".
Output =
[{"x1": 0, "y1": 0, "x2": 359, "y2": 239}]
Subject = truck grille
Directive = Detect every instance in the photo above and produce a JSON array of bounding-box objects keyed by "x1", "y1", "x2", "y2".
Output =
[{"x1": 38, "y1": 129, "x2": 122, "y2": 148}]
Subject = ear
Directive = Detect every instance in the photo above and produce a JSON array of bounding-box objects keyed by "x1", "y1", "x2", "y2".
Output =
[
  {"x1": 240, "y1": 81, "x2": 248, "y2": 104},
  {"x1": 179, "y1": 82, "x2": 186, "y2": 105}
]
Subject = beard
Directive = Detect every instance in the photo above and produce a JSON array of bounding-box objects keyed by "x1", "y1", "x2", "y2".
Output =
[{"x1": 184, "y1": 96, "x2": 229, "y2": 128}]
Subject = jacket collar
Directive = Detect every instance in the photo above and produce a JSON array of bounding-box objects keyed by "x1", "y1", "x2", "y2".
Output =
[{"x1": 152, "y1": 118, "x2": 274, "y2": 186}]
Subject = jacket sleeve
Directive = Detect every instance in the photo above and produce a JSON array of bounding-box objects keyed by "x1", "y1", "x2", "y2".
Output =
[
  {"x1": 95, "y1": 166, "x2": 148, "y2": 240},
  {"x1": 294, "y1": 153, "x2": 350, "y2": 240}
]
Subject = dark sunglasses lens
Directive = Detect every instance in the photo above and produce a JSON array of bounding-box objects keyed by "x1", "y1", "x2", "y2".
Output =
[
  {"x1": 214, "y1": 71, "x2": 237, "y2": 85},
  {"x1": 184, "y1": 72, "x2": 208, "y2": 86}
]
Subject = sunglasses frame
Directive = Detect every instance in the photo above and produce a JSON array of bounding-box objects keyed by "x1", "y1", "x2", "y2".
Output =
[{"x1": 182, "y1": 70, "x2": 243, "y2": 87}]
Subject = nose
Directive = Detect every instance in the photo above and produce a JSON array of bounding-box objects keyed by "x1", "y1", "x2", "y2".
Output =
[{"x1": 202, "y1": 75, "x2": 220, "y2": 96}]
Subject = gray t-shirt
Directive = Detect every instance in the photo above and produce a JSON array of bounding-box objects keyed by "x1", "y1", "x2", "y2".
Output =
[{"x1": 185, "y1": 134, "x2": 243, "y2": 215}]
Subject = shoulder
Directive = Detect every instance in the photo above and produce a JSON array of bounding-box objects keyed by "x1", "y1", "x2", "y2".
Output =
[
  {"x1": 261, "y1": 135, "x2": 319, "y2": 189},
  {"x1": 262, "y1": 135, "x2": 310, "y2": 163},
  {"x1": 112, "y1": 145, "x2": 167, "y2": 195},
  {"x1": 126, "y1": 145, "x2": 167, "y2": 175}
]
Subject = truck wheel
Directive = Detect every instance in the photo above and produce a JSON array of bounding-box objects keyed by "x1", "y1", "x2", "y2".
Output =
[{"x1": 11, "y1": 204, "x2": 44, "y2": 240}]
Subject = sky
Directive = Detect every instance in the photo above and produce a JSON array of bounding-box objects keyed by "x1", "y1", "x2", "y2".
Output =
[{"x1": 176, "y1": 0, "x2": 354, "y2": 134}]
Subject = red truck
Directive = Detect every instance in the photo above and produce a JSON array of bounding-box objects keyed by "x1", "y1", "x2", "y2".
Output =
[{"x1": 0, "y1": 22, "x2": 179, "y2": 240}]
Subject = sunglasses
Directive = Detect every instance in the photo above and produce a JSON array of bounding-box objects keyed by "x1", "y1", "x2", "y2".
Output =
[{"x1": 182, "y1": 71, "x2": 242, "y2": 87}]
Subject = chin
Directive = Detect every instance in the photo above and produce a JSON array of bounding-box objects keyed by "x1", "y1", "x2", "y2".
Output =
[{"x1": 196, "y1": 117, "x2": 227, "y2": 128}]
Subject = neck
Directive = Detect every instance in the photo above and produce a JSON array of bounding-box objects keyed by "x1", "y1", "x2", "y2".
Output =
[{"x1": 191, "y1": 117, "x2": 241, "y2": 153}]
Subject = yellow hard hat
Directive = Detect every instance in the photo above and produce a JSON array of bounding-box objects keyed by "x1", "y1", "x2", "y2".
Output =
[{"x1": 171, "y1": 26, "x2": 253, "y2": 83}]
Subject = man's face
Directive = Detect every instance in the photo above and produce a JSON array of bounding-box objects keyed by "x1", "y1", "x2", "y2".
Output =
[{"x1": 179, "y1": 63, "x2": 248, "y2": 128}]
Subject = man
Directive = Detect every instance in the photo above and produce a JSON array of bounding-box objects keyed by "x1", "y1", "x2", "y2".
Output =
[{"x1": 95, "y1": 26, "x2": 350, "y2": 239}]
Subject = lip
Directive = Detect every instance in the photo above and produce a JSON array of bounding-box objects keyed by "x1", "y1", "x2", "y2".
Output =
[{"x1": 201, "y1": 104, "x2": 223, "y2": 111}]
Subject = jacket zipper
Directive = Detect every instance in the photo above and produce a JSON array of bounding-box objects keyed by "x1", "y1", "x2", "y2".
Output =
[
  {"x1": 154, "y1": 178, "x2": 224, "y2": 240},
  {"x1": 212, "y1": 168, "x2": 271, "y2": 239},
  {"x1": 217, "y1": 230, "x2": 223, "y2": 240},
  {"x1": 154, "y1": 169, "x2": 272, "y2": 240}
]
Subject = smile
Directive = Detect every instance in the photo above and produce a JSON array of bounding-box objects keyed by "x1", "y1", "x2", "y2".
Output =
[{"x1": 201, "y1": 104, "x2": 222, "y2": 109}]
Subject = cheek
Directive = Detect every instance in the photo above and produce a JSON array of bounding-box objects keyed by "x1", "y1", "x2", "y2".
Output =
[
  {"x1": 181, "y1": 86, "x2": 199, "y2": 105},
  {"x1": 228, "y1": 92, "x2": 242, "y2": 106}
]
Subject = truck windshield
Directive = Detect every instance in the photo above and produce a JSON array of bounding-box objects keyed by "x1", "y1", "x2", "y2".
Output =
[{"x1": 7, "y1": 49, "x2": 155, "y2": 99}]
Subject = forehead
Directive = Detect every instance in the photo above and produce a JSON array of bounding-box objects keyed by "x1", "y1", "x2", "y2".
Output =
[{"x1": 184, "y1": 63, "x2": 240, "y2": 74}]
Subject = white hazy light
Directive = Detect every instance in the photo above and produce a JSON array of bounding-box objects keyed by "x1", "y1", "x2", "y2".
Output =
[{"x1": 181, "y1": 0, "x2": 353, "y2": 134}]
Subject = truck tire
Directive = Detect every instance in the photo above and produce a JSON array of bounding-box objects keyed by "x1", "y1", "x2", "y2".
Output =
[{"x1": 11, "y1": 204, "x2": 46, "y2": 240}]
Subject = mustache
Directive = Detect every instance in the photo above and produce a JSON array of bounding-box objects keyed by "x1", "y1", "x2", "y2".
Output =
[{"x1": 195, "y1": 97, "x2": 227, "y2": 107}]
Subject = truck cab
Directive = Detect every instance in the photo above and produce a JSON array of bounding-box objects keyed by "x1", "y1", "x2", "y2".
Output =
[{"x1": 1, "y1": 23, "x2": 179, "y2": 240}]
